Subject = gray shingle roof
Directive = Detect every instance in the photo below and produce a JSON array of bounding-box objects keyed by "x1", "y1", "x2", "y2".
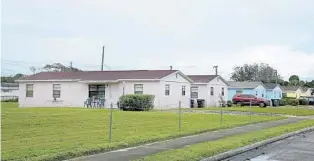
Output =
[
  {"x1": 264, "y1": 83, "x2": 278, "y2": 89},
  {"x1": 282, "y1": 86, "x2": 301, "y2": 92},
  {"x1": 18, "y1": 70, "x2": 179, "y2": 81},
  {"x1": 228, "y1": 81, "x2": 263, "y2": 88},
  {"x1": 187, "y1": 75, "x2": 218, "y2": 83}
]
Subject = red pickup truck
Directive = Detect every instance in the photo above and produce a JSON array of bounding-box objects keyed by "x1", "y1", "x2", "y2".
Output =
[{"x1": 232, "y1": 94, "x2": 270, "y2": 107}]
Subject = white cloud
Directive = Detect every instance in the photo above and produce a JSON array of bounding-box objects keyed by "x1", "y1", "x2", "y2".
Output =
[{"x1": 2, "y1": 0, "x2": 314, "y2": 80}]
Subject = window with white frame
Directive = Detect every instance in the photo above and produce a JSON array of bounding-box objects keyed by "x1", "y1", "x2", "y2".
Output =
[
  {"x1": 134, "y1": 84, "x2": 143, "y2": 94},
  {"x1": 26, "y1": 84, "x2": 33, "y2": 97},
  {"x1": 165, "y1": 84, "x2": 170, "y2": 95},
  {"x1": 210, "y1": 87, "x2": 214, "y2": 96},
  {"x1": 182, "y1": 86, "x2": 186, "y2": 96},
  {"x1": 191, "y1": 86, "x2": 198, "y2": 98},
  {"x1": 221, "y1": 87, "x2": 225, "y2": 96},
  {"x1": 53, "y1": 84, "x2": 61, "y2": 98}
]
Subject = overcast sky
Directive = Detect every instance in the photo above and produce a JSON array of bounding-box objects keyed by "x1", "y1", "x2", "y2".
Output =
[{"x1": 2, "y1": 0, "x2": 314, "y2": 80}]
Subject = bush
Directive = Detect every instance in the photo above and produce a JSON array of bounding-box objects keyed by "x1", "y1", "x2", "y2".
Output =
[
  {"x1": 299, "y1": 99, "x2": 309, "y2": 105},
  {"x1": 288, "y1": 99, "x2": 299, "y2": 106},
  {"x1": 279, "y1": 98, "x2": 289, "y2": 106},
  {"x1": 1, "y1": 98, "x2": 18, "y2": 102},
  {"x1": 119, "y1": 94, "x2": 155, "y2": 111}
]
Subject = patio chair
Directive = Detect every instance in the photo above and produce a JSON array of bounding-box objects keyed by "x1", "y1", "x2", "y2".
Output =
[
  {"x1": 84, "y1": 98, "x2": 92, "y2": 108},
  {"x1": 99, "y1": 99, "x2": 105, "y2": 108}
]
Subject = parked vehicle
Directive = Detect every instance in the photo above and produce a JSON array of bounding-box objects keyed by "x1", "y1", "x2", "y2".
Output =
[{"x1": 232, "y1": 94, "x2": 270, "y2": 107}]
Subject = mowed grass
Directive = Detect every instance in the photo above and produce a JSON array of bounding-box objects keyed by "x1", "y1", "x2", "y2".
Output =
[
  {"x1": 192, "y1": 106, "x2": 314, "y2": 116},
  {"x1": 1, "y1": 103, "x2": 283, "y2": 161},
  {"x1": 137, "y1": 119, "x2": 314, "y2": 161}
]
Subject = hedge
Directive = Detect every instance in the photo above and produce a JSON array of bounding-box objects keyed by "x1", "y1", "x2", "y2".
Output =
[
  {"x1": 288, "y1": 99, "x2": 299, "y2": 106},
  {"x1": 119, "y1": 94, "x2": 155, "y2": 111},
  {"x1": 299, "y1": 99, "x2": 309, "y2": 105}
]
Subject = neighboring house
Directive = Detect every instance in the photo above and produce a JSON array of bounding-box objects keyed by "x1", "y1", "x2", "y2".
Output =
[
  {"x1": 282, "y1": 86, "x2": 303, "y2": 99},
  {"x1": 301, "y1": 87, "x2": 313, "y2": 96},
  {"x1": 264, "y1": 83, "x2": 283, "y2": 106},
  {"x1": 227, "y1": 82, "x2": 267, "y2": 101},
  {"x1": 187, "y1": 75, "x2": 229, "y2": 107},
  {"x1": 16, "y1": 70, "x2": 192, "y2": 108},
  {"x1": 264, "y1": 83, "x2": 283, "y2": 100},
  {"x1": 1, "y1": 83, "x2": 19, "y2": 100}
]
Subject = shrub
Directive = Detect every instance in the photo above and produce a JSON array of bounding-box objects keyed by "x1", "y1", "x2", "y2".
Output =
[
  {"x1": 119, "y1": 94, "x2": 155, "y2": 111},
  {"x1": 299, "y1": 99, "x2": 309, "y2": 105},
  {"x1": 279, "y1": 98, "x2": 288, "y2": 106},
  {"x1": 288, "y1": 99, "x2": 299, "y2": 106},
  {"x1": 1, "y1": 98, "x2": 18, "y2": 102}
]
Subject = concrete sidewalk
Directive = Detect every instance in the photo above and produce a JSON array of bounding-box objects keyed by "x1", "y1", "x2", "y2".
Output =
[{"x1": 70, "y1": 117, "x2": 306, "y2": 161}]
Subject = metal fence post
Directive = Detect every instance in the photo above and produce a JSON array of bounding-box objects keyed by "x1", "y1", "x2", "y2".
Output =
[
  {"x1": 109, "y1": 102, "x2": 113, "y2": 143},
  {"x1": 179, "y1": 101, "x2": 182, "y2": 132},
  {"x1": 220, "y1": 103, "x2": 223, "y2": 125}
]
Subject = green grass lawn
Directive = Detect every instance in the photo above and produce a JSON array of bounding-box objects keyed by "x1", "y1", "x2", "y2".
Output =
[
  {"x1": 137, "y1": 119, "x2": 314, "y2": 161},
  {"x1": 190, "y1": 106, "x2": 314, "y2": 116},
  {"x1": 1, "y1": 103, "x2": 283, "y2": 161}
]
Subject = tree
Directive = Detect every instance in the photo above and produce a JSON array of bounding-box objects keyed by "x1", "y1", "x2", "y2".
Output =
[
  {"x1": 230, "y1": 63, "x2": 282, "y2": 83},
  {"x1": 299, "y1": 80, "x2": 305, "y2": 86},
  {"x1": 42, "y1": 63, "x2": 81, "y2": 72},
  {"x1": 289, "y1": 75, "x2": 300, "y2": 86},
  {"x1": 1, "y1": 73, "x2": 24, "y2": 83},
  {"x1": 304, "y1": 80, "x2": 314, "y2": 88}
]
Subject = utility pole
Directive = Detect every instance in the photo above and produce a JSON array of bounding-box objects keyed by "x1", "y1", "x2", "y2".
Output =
[
  {"x1": 101, "y1": 46, "x2": 105, "y2": 71},
  {"x1": 275, "y1": 70, "x2": 278, "y2": 84},
  {"x1": 69, "y1": 61, "x2": 73, "y2": 72},
  {"x1": 213, "y1": 65, "x2": 218, "y2": 75}
]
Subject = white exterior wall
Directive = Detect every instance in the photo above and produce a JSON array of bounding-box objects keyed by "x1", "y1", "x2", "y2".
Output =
[
  {"x1": 18, "y1": 72, "x2": 192, "y2": 109},
  {"x1": 207, "y1": 77, "x2": 229, "y2": 107},
  {"x1": 1, "y1": 87, "x2": 19, "y2": 100},
  {"x1": 18, "y1": 82, "x2": 88, "y2": 107},
  {"x1": 190, "y1": 84, "x2": 208, "y2": 107},
  {"x1": 159, "y1": 73, "x2": 191, "y2": 109}
]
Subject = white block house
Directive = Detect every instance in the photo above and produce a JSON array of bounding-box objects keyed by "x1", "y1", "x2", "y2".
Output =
[
  {"x1": 16, "y1": 70, "x2": 192, "y2": 109},
  {"x1": 1, "y1": 83, "x2": 19, "y2": 100},
  {"x1": 187, "y1": 75, "x2": 229, "y2": 107}
]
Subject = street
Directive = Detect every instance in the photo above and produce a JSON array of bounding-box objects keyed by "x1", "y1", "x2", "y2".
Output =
[{"x1": 223, "y1": 131, "x2": 314, "y2": 161}]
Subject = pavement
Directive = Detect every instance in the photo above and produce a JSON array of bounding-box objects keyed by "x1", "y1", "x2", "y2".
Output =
[
  {"x1": 222, "y1": 131, "x2": 314, "y2": 161},
  {"x1": 70, "y1": 118, "x2": 305, "y2": 161}
]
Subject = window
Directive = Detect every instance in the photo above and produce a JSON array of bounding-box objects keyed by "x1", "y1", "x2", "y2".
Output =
[
  {"x1": 89, "y1": 85, "x2": 106, "y2": 98},
  {"x1": 283, "y1": 93, "x2": 287, "y2": 97},
  {"x1": 182, "y1": 86, "x2": 186, "y2": 96},
  {"x1": 210, "y1": 87, "x2": 214, "y2": 96},
  {"x1": 221, "y1": 87, "x2": 225, "y2": 96},
  {"x1": 165, "y1": 84, "x2": 170, "y2": 95},
  {"x1": 262, "y1": 93, "x2": 264, "y2": 97},
  {"x1": 1, "y1": 89, "x2": 10, "y2": 92},
  {"x1": 255, "y1": 91, "x2": 258, "y2": 96},
  {"x1": 53, "y1": 84, "x2": 61, "y2": 98},
  {"x1": 236, "y1": 90, "x2": 243, "y2": 94},
  {"x1": 134, "y1": 84, "x2": 143, "y2": 94},
  {"x1": 26, "y1": 84, "x2": 33, "y2": 97},
  {"x1": 279, "y1": 92, "x2": 282, "y2": 98},
  {"x1": 191, "y1": 87, "x2": 198, "y2": 98}
]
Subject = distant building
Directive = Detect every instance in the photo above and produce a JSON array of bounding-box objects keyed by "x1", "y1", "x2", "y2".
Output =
[
  {"x1": 282, "y1": 86, "x2": 303, "y2": 99},
  {"x1": 187, "y1": 75, "x2": 229, "y2": 107},
  {"x1": 227, "y1": 81, "x2": 266, "y2": 101},
  {"x1": 1, "y1": 83, "x2": 19, "y2": 100}
]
